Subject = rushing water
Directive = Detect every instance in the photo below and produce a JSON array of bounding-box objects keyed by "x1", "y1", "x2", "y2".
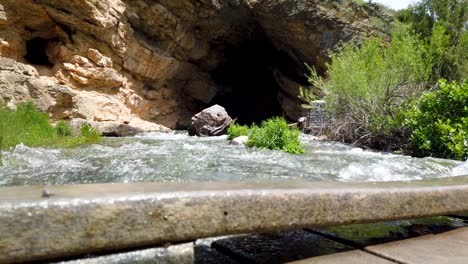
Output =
[{"x1": 1, "y1": 132, "x2": 467, "y2": 186}]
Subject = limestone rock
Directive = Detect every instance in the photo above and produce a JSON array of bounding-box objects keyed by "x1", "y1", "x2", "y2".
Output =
[
  {"x1": 69, "y1": 118, "x2": 170, "y2": 137},
  {"x1": 60, "y1": 61, "x2": 125, "y2": 90},
  {"x1": 190, "y1": 105, "x2": 232, "y2": 136},
  {"x1": 72, "y1": 90, "x2": 132, "y2": 122},
  {"x1": 0, "y1": 57, "x2": 68, "y2": 116},
  {"x1": 0, "y1": 0, "x2": 384, "y2": 129}
]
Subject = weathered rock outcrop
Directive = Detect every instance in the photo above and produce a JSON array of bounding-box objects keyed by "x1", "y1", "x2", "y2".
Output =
[{"x1": 0, "y1": 0, "x2": 386, "y2": 129}]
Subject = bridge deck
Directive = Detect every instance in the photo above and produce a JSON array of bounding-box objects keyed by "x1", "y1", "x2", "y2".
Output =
[{"x1": 296, "y1": 226, "x2": 468, "y2": 264}]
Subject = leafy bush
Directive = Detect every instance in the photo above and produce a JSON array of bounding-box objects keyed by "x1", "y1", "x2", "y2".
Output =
[
  {"x1": 404, "y1": 80, "x2": 468, "y2": 160},
  {"x1": 227, "y1": 117, "x2": 304, "y2": 154},
  {"x1": 307, "y1": 25, "x2": 431, "y2": 147},
  {"x1": 227, "y1": 121, "x2": 250, "y2": 140}
]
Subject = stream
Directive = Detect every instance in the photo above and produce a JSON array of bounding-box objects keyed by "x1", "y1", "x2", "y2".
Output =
[{"x1": 1, "y1": 132, "x2": 467, "y2": 186}]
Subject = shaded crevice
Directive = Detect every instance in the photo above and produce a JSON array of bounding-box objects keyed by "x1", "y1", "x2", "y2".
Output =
[
  {"x1": 208, "y1": 30, "x2": 303, "y2": 125},
  {"x1": 24, "y1": 37, "x2": 56, "y2": 66}
]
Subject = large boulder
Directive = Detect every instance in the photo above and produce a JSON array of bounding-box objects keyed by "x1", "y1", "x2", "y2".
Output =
[{"x1": 189, "y1": 105, "x2": 232, "y2": 136}]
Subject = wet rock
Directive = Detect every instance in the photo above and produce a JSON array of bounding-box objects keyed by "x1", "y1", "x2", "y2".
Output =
[
  {"x1": 297, "y1": 117, "x2": 307, "y2": 130},
  {"x1": 230, "y1": 136, "x2": 248, "y2": 146},
  {"x1": 189, "y1": 105, "x2": 232, "y2": 137}
]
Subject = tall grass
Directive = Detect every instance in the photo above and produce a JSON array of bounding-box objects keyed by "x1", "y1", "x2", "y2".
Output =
[
  {"x1": 0, "y1": 102, "x2": 100, "y2": 150},
  {"x1": 0, "y1": 102, "x2": 57, "y2": 148}
]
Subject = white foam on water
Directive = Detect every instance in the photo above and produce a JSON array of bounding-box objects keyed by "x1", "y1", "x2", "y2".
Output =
[
  {"x1": 193, "y1": 135, "x2": 228, "y2": 141},
  {"x1": 3, "y1": 144, "x2": 86, "y2": 169},
  {"x1": 451, "y1": 160, "x2": 468, "y2": 176},
  {"x1": 338, "y1": 162, "x2": 424, "y2": 182},
  {"x1": 1, "y1": 132, "x2": 465, "y2": 186},
  {"x1": 135, "y1": 132, "x2": 190, "y2": 140}
]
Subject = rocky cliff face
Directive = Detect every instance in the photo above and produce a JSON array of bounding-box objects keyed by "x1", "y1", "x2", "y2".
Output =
[{"x1": 0, "y1": 0, "x2": 386, "y2": 130}]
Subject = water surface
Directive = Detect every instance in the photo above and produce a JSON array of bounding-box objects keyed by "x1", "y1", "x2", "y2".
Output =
[{"x1": 1, "y1": 132, "x2": 467, "y2": 186}]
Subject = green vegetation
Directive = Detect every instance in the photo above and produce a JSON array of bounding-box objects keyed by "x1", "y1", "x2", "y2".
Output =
[
  {"x1": 227, "y1": 117, "x2": 304, "y2": 154},
  {"x1": 79, "y1": 123, "x2": 100, "y2": 143},
  {"x1": 397, "y1": 0, "x2": 467, "y2": 81},
  {"x1": 0, "y1": 102, "x2": 58, "y2": 148},
  {"x1": 248, "y1": 118, "x2": 304, "y2": 154},
  {"x1": 0, "y1": 102, "x2": 100, "y2": 150},
  {"x1": 304, "y1": 0, "x2": 467, "y2": 159},
  {"x1": 306, "y1": 25, "x2": 430, "y2": 148},
  {"x1": 405, "y1": 80, "x2": 468, "y2": 160},
  {"x1": 227, "y1": 121, "x2": 250, "y2": 140},
  {"x1": 55, "y1": 120, "x2": 72, "y2": 137}
]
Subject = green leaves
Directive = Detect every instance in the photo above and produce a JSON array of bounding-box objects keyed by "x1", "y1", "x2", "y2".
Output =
[
  {"x1": 397, "y1": 0, "x2": 468, "y2": 80},
  {"x1": 305, "y1": 24, "x2": 431, "y2": 147},
  {"x1": 227, "y1": 121, "x2": 250, "y2": 140},
  {"x1": 227, "y1": 117, "x2": 305, "y2": 154},
  {"x1": 405, "y1": 80, "x2": 468, "y2": 160}
]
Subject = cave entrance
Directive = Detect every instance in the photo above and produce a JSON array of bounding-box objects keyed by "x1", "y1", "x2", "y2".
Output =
[
  {"x1": 24, "y1": 37, "x2": 55, "y2": 66},
  {"x1": 209, "y1": 37, "x2": 286, "y2": 125}
]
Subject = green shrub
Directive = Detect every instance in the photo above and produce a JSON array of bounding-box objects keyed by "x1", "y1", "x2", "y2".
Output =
[
  {"x1": 404, "y1": 79, "x2": 468, "y2": 160},
  {"x1": 228, "y1": 117, "x2": 304, "y2": 154},
  {"x1": 55, "y1": 120, "x2": 72, "y2": 137},
  {"x1": 307, "y1": 24, "x2": 431, "y2": 147},
  {"x1": 227, "y1": 121, "x2": 250, "y2": 140},
  {"x1": 248, "y1": 117, "x2": 304, "y2": 154}
]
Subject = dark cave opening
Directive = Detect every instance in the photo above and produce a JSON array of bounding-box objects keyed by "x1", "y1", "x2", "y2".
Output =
[
  {"x1": 24, "y1": 37, "x2": 55, "y2": 66},
  {"x1": 209, "y1": 37, "x2": 296, "y2": 125}
]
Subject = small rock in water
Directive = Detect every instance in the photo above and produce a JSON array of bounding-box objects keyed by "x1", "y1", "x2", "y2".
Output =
[
  {"x1": 230, "y1": 136, "x2": 248, "y2": 146},
  {"x1": 42, "y1": 189, "x2": 53, "y2": 198},
  {"x1": 297, "y1": 117, "x2": 307, "y2": 130}
]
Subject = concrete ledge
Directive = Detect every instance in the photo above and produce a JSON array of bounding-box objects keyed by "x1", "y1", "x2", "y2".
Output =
[{"x1": 2, "y1": 176, "x2": 468, "y2": 263}]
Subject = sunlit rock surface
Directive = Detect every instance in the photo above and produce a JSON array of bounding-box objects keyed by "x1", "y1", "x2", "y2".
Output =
[{"x1": 0, "y1": 0, "x2": 387, "y2": 128}]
